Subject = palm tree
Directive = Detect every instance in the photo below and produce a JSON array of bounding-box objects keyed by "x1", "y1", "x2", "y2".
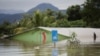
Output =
[{"x1": 33, "y1": 10, "x2": 43, "y2": 27}]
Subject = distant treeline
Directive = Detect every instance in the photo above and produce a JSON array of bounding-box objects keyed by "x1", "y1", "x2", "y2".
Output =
[{"x1": 0, "y1": 0, "x2": 100, "y2": 37}]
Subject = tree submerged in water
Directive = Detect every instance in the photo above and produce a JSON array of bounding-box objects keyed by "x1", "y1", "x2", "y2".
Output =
[
  {"x1": 67, "y1": 32, "x2": 81, "y2": 56},
  {"x1": 67, "y1": 32, "x2": 80, "y2": 48}
]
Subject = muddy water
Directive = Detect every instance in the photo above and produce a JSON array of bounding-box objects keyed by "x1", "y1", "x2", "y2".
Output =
[{"x1": 0, "y1": 39, "x2": 100, "y2": 56}]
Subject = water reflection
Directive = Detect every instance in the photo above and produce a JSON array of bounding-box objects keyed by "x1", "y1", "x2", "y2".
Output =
[
  {"x1": 82, "y1": 44, "x2": 100, "y2": 56},
  {"x1": 67, "y1": 39, "x2": 81, "y2": 56},
  {"x1": 67, "y1": 40, "x2": 100, "y2": 56},
  {"x1": 0, "y1": 39, "x2": 100, "y2": 56},
  {"x1": 52, "y1": 48, "x2": 58, "y2": 56}
]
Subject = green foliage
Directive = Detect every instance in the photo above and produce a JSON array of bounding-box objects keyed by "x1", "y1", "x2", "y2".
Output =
[
  {"x1": 69, "y1": 32, "x2": 80, "y2": 43},
  {"x1": 82, "y1": 0, "x2": 100, "y2": 27},
  {"x1": 70, "y1": 20, "x2": 86, "y2": 27},
  {"x1": 0, "y1": 21, "x2": 14, "y2": 35},
  {"x1": 90, "y1": 19, "x2": 100, "y2": 28},
  {"x1": 19, "y1": 10, "x2": 44, "y2": 28},
  {"x1": 1, "y1": 2, "x2": 100, "y2": 38},
  {"x1": 67, "y1": 32, "x2": 80, "y2": 49},
  {"x1": 33, "y1": 10, "x2": 43, "y2": 27},
  {"x1": 43, "y1": 16, "x2": 56, "y2": 27},
  {"x1": 56, "y1": 11, "x2": 66, "y2": 19},
  {"x1": 45, "y1": 9, "x2": 54, "y2": 16},
  {"x1": 67, "y1": 5, "x2": 82, "y2": 21},
  {"x1": 56, "y1": 19, "x2": 71, "y2": 27},
  {"x1": 70, "y1": 32, "x2": 77, "y2": 39},
  {"x1": 19, "y1": 15, "x2": 33, "y2": 28}
]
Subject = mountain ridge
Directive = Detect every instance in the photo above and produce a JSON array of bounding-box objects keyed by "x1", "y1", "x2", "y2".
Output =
[
  {"x1": 0, "y1": 9, "x2": 24, "y2": 14},
  {"x1": 27, "y1": 3, "x2": 59, "y2": 13},
  {"x1": 0, "y1": 3, "x2": 66, "y2": 24}
]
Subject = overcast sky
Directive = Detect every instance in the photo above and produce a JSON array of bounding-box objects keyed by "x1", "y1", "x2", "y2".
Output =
[{"x1": 0, "y1": 0, "x2": 86, "y2": 12}]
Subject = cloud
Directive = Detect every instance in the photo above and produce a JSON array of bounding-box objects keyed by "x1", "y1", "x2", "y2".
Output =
[{"x1": 0, "y1": 0, "x2": 86, "y2": 11}]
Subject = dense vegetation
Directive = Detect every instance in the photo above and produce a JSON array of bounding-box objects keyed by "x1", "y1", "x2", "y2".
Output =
[{"x1": 0, "y1": 0, "x2": 100, "y2": 37}]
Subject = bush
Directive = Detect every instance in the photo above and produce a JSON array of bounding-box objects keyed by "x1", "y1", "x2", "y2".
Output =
[
  {"x1": 90, "y1": 19, "x2": 100, "y2": 28},
  {"x1": 56, "y1": 19, "x2": 71, "y2": 27},
  {"x1": 70, "y1": 20, "x2": 86, "y2": 27}
]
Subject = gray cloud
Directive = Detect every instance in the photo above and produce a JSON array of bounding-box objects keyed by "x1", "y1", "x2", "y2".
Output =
[{"x1": 0, "y1": 0, "x2": 86, "y2": 11}]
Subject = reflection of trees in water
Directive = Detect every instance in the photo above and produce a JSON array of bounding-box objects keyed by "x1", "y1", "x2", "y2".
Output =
[
  {"x1": 0, "y1": 39, "x2": 16, "y2": 47},
  {"x1": 34, "y1": 49, "x2": 41, "y2": 56},
  {"x1": 21, "y1": 45, "x2": 52, "y2": 56},
  {"x1": 67, "y1": 39, "x2": 100, "y2": 56},
  {"x1": 34, "y1": 46, "x2": 52, "y2": 56},
  {"x1": 83, "y1": 44, "x2": 100, "y2": 56},
  {"x1": 18, "y1": 43, "x2": 34, "y2": 56}
]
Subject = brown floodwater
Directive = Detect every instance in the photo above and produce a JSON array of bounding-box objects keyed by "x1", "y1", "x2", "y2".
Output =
[{"x1": 0, "y1": 39, "x2": 100, "y2": 56}]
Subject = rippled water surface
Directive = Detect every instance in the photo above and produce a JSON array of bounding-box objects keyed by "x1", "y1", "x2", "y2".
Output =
[{"x1": 0, "y1": 39, "x2": 100, "y2": 56}]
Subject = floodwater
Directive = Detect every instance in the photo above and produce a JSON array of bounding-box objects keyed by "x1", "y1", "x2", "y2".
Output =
[{"x1": 0, "y1": 39, "x2": 100, "y2": 56}]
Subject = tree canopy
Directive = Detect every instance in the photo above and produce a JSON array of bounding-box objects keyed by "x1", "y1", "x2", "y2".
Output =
[{"x1": 82, "y1": 0, "x2": 100, "y2": 27}]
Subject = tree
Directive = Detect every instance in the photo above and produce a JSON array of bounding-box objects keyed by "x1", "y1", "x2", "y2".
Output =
[
  {"x1": 67, "y1": 5, "x2": 82, "y2": 21},
  {"x1": 18, "y1": 14, "x2": 34, "y2": 28},
  {"x1": 56, "y1": 11, "x2": 65, "y2": 19},
  {"x1": 20, "y1": 10, "x2": 44, "y2": 27},
  {"x1": 0, "y1": 21, "x2": 13, "y2": 35},
  {"x1": 56, "y1": 19, "x2": 70, "y2": 27},
  {"x1": 82, "y1": 0, "x2": 100, "y2": 27},
  {"x1": 70, "y1": 19, "x2": 86, "y2": 27},
  {"x1": 45, "y1": 9, "x2": 54, "y2": 17},
  {"x1": 33, "y1": 10, "x2": 44, "y2": 27}
]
